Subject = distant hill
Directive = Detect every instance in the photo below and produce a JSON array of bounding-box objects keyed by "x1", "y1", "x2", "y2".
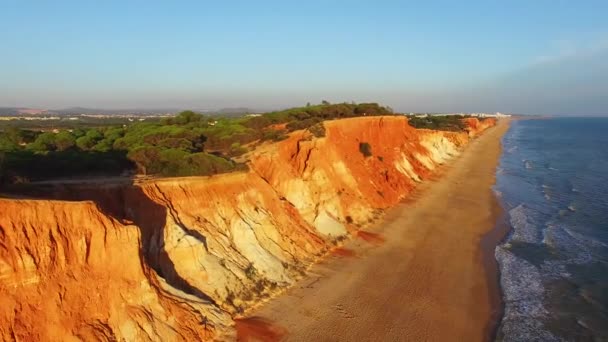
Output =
[
  {"x1": 54, "y1": 107, "x2": 180, "y2": 115},
  {"x1": 194, "y1": 107, "x2": 259, "y2": 117},
  {"x1": 0, "y1": 107, "x2": 50, "y2": 116},
  {"x1": 53, "y1": 107, "x2": 261, "y2": 116},
  {"x1": 217, "y1": 107, "x2": 257, "y2": 114},
  {"x1": 0, "y1": 107, "x2": 21, "y2": 116},
  {"x1": 0, "y1": 106, "x2": 263, "y2": 117}
]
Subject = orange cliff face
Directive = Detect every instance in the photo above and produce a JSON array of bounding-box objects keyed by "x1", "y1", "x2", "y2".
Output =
[
  {"x1": 0, "y1": 199, "x2": 229, "y2": 341},
  {"x1": 0, "y1": 116, "x2": 495, "y2": 341},
  {"x1": 249, "y1": 116, "x2": 481, "y2": 230},
  {"x1": 462, "y1": 117, "x2": 497, "y2": 137}
]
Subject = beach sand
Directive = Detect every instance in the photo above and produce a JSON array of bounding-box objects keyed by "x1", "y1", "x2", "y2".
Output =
[{"x1": 238, "y1": 119, "x2": 511, "y2": 342}]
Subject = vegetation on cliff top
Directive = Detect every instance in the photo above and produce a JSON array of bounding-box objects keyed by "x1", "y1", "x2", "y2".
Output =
[
  {"x1": 0, "y1": 104, "x2": 486, "y2": 185},
  {"x1": 405, "y1": 115, "x2": 469, "y2": 131},
  {"x1": 0, "y1": 102, "x2": 392, "y2": 183}
]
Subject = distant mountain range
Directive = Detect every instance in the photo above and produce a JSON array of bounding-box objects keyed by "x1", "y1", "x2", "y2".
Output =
[{"x1": 0, "y1": 106, "x2": 261, "y2": 117}]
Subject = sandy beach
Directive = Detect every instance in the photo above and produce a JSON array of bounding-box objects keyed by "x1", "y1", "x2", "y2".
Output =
[{"x1": 238, "y1": 119, "x2": 512, "y2": 342}]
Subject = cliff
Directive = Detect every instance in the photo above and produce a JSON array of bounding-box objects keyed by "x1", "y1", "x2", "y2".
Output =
[
  {"x1": 0, "y1": 199, "x2": 228, "y2": 341},
  {"x1": 0, "y1": 116, "x2": 495, "y2": 341}
]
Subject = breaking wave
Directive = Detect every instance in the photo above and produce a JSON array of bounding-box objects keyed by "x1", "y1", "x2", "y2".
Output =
[
  {"x1": 495, "y1": 247, "x2": 561, "y2": 341},
  {"x1": 496, "y1": 207, "x2": 599, "y2": 341},
  {"x1": 495, "y1": 118, "x2": 608, "y2": 341},
  {"x1": 507, "y1": 204, "x2": 542, "y2": 244}
]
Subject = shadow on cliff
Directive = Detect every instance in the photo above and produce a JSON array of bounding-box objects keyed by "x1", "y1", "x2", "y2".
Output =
[
  {"x1": 0, "y1": 150, "x2": 133, "y2": 186},
  {"x1": 234, "y1": 316, "x2": 287, "y2": 342},
  {"x1": 1, "y1": 179, "x2": 217, "y2": 306}
]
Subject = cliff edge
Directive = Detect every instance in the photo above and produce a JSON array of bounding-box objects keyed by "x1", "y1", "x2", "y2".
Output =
[{"x1": 0, "y1": 116, "x2": 495, "y2": 341}]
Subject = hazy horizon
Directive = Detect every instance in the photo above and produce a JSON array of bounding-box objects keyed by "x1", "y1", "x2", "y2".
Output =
[
  {"x1": 3, "y1": 104, "x2": 608, "y2": 118},
  {"x1": 1, "y1": 1, "x2": 607, "y2": 115}
]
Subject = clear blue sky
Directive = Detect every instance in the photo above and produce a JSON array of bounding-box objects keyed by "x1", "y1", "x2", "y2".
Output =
[{"x1": 1, "y1": 0, "x2": 607, "y2": 115}]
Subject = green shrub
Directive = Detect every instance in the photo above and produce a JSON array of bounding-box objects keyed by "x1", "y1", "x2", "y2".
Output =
[
  {"x1": 261, "y1": 129, "x2": 288, "y2": 142},
  {"x1": 263, "y1": 102, "x2": 393, "y2": 131},
  {"x1": 54, "y1": 131, "x2": 76, "y2": 151},
  {"x1": 229, "y1": 142, "x2": 248, "y2": 157},
  {"x1": 244, "y1": 263, "x2": 257, "y2": 279},
  {"x1": 359, "y1": 142, "x2": 372, "y2": 157},
  {"x1": 407, "y1": 115, "x2": 468, "y2": 131},
  {"x1": 309, "y1": 122, "x2": 326, "y2": 137},
  {"x1": 184, "y1": 152, "x2": 236, "y2": 176}
]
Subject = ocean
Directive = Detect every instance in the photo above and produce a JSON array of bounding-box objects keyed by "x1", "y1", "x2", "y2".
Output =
[{"x1": 495, "y1": 118, "x2": 608, "y2": 341}]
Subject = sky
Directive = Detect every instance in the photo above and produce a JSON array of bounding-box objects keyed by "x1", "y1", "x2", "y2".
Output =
[{"x1": 1, "y1": 0, "x2": 607, "y2": 115}]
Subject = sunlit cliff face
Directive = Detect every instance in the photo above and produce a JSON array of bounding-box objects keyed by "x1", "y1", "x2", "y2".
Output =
[{"x1": 0, "y1": 116, "x2": 495, "y2": 341}]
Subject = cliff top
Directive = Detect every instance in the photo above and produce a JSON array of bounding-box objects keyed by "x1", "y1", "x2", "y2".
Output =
[{"x1": 0, "y1": 102, "x2": 494, "y2": 188}]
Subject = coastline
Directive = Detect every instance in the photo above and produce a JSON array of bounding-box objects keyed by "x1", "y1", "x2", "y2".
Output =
[
  {"x1": 480, "y1": 199, "x2": 511, "y2": 341},
  {"x1": 240, "y1": 119, "x2": 512, "y2": 341}
]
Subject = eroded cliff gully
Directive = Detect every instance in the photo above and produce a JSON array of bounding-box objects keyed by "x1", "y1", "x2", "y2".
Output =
[{"x1": 0, "y1": 116, "x2": 495, "y2": 341}]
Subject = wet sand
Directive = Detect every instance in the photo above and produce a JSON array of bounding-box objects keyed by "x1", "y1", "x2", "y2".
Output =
[{"x1": 240, "y1": 120, "x2": 511, "y2": 342}]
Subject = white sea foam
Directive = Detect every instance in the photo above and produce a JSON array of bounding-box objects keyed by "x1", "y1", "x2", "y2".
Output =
[
  {"x1": 565, "y1": 228, "x2": 608, "y2": 248},
  {"x1": 493, "y1": 189, "x2": 503, "y2": 198},
  {"x1": 544, "y1": 223, "x2": 594, "y2": 265},
  {"x1": 537, "y1": 221, "x2": 604, "y2": 287},
  {"x1": 496, "y1": 208, "x2": 574, "y2": 341},
  {"x1": 507, "y1": 145, "x2": 518, "y2": 153},
  {"x1": 508, "y1": 204, "x2": 542, "y2": 244},
  {"x1": 495, "y1": 247, "x2": 562, "y2": 341},
  {"x1": 542, "y1": 185, "x2": 552, "y2": 201}
]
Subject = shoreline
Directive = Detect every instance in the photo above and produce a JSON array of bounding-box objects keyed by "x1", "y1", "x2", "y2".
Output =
[
  {"x1": 480, "y1": 197, "x2": 511, "y2": 341},
  {"x1": 239, "y1": 119, "x2": 512, "y2": 341},
  {"x1": 480, "y1": 122, "x2": 514, "y2": 341}
]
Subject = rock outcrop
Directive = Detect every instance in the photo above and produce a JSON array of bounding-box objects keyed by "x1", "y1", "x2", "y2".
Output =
[{"x1": 0, "y1": 116, "x2": 495, "y2": 341}]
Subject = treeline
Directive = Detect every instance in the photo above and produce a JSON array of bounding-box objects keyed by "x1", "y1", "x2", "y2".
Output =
[
  {"x1": 0, "y1": 112, "x2": 245, "y2": 182},
  {"x1": 406, "y1": 115, "x2": 476, "y2": 131},
  {"x1": 0, "y1": 116, "x2": 164, "y2": 130},
  {"x1": 0, "y1": 103, "x2": 393, "y2": 183},
  {"x1": 261, "y1": 102, "x2": 393, "y2": 131}
]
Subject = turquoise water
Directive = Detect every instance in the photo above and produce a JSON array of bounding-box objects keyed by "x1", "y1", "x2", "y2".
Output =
[{"x1": 495, "y1": 118, "x2": 608, "y2": 341}]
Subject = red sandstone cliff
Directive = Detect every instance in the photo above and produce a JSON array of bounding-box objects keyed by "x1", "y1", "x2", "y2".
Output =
[{"x1": 0, "y1": 116, "x2": 495, "y2": 341}]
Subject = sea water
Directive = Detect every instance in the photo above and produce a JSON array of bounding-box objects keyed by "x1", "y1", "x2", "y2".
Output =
[{"x1": 495, "y1": 118, "x2": 608, "y2": 341}]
